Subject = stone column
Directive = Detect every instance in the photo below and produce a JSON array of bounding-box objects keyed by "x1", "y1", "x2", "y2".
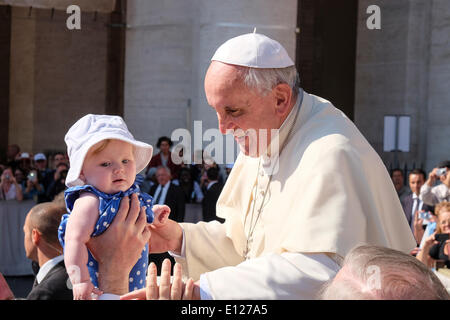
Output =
[
  {"x1": 192, "y1": 0, "x2": 298, "y2": 133},
  {"x1": 9, "y1": 7, "x2": 36, "y2": 152},
  {"x1": 124, "y1": 0, "x2": 195, "y2": 147},
  {"x1": 354, "y1": 0, "x2": 433, "y2": 170},
  {"x1": 425, "y1": 0, "x2": 450, "y2": 171},
  {"x1": 0, "y1": 5, "x2": 11, "y2": 162},
  {"x1": 124, "y1": 0, "x2": 298, "y2": 163},
  {"x1": 8, "y1": 7, "x2": 109, "y2": 154}
]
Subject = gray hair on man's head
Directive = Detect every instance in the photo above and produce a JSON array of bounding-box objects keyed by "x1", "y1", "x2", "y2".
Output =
[
  {"x1": 236, "y1": 65, "x2": 300, "y2": 97},
  {"x1": 318, "y1": 245, "x2": 450, "y2": 300},
  {"x1": 156, "y1": 165, "x2": 171, "y2": 175}
]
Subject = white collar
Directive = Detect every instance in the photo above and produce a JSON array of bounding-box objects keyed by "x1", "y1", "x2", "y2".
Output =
[
  {"x1": 36, "y1": 255, "x2": 64, "y2": 284},
  {"x1": 161, "y1": 180, "x2": 171, "y2": 190},
  {"x1": 154, "y1": 181, "x2": 171, "y2": 205},
  {"x1": 156, "y1": 180, "x2": 171, "y2": 191},
  {"x1": 261, "y1": 89, "x2": 303, "y2": 171},
  {"x1": 207, "y1": 181, "x2": 218, "y2": 190}
]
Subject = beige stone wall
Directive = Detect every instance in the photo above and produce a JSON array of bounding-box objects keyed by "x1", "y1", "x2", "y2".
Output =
[
  {"x1": 6, "y1": 0, "x2": 449, "y2": 172},
  {"x1": 124, "y1": 0, "x2": 298, "y2": 155},
  {"x1": 425, "y1": 0, "x2": 450, "y2": 171},
  {"x1": 8, "y1": 7, "x2": 109, "y2": 154},
  {"x1": 9, "y1": 7, "x2": 36, "y2": 153},
  {"x1": 192, "y1": 0, "x2": 298, "y2": 137},
  {"x1": 124, "y1": 0, "x2": 194, "y2": 147},
  {"x1": 354, "y1": 0, "x2": 450, "y2": 171}
]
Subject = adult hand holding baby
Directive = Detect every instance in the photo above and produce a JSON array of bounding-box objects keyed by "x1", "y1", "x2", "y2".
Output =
[
  {"x1": 87, "y1": 195, "x2": 186, "y2": 298},
  {"x1": 87, "y1": 193, "x2": 150, "y2": 295}
]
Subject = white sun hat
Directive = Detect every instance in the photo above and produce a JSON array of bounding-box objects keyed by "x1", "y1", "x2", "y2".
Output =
[
  {"x1": 65, "y1": 114, "x2": 153, "y2": 187},
  {"x1": 211, "y1": 32, "x2": 294, "y2": 68}
]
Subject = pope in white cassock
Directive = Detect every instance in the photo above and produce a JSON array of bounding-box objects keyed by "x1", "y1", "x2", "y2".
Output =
[{"x1": 119, "y1": 32, "x2": 417, "y2": 300}]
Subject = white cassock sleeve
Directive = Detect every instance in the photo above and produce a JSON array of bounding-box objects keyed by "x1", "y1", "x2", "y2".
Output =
[
  {"x1": 200, "y1": 252, "x2": 340, "y2": 300},
  {"x1": 169, "y1": 228, "x2": 341, "y2": 300}
]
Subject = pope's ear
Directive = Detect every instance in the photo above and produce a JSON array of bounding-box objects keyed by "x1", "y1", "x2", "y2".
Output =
[
  {"x1": 79, "y1": 171, "x2": 86, "y2": 183},
  {"x1": 272, "y1": 83, "x2": 292, "y2": 116}
]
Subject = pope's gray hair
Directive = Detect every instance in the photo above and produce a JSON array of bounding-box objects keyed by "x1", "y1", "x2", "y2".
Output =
[
  {"x1": 318, "y1": 245, "x2": 450, "y2": 300},
  {"x1": 237, "y1": 65, "x2": 300, "y2": 97}
]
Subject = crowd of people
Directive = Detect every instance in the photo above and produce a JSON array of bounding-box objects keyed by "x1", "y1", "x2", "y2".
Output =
[
  {"x1": 390, "y1": 160, "x2": 450, "y2": 276},
  {"x1": 0, "y1": 145, "x2": 69, "y2": 203},
  {"x1": 139, "y1": 136, "x2": 230, "y2": 223},
  {"x1": 0, "y1": 139, "x2": 232, "y2": 224}
]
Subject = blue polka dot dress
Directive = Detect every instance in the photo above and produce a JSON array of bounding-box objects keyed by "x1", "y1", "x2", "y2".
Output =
[{"x1": 58, "y1": 183, "x2": 154, "y2": 292}]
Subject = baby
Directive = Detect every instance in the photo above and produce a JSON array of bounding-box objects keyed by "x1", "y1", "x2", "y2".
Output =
[{"x1": 58, "y1": 114, "x2": 170, "y2": 300}]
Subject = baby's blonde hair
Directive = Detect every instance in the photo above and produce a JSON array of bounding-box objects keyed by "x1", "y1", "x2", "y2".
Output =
[
  {"x1": 89, "y1": 139, "x2": 111, "y2": 156},
  {"x1": 86, "y1": 139, "x2": 136, "y2": 160}
]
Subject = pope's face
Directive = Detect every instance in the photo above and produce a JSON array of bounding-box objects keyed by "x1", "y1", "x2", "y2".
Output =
[
  {"x1": 81, "y1": 140, "x2": 136, "y2": 194},
  {"x1": 204, "y1": 61, "x2": 283, "y2": 157}
]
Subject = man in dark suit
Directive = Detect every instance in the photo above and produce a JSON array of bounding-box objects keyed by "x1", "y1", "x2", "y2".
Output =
[
  {"x1": 23, "y1": 202, "x2": 73, "y2": 300},
  {"x1": 150, "y1": 166, "x2": 186, "y2": 223},
  {"x1": 149, "y1": 166, "x2": 186, "y2": 274},
  {"x1": 202, "y1": 167, "x2": 224, "y2": 223},
  {"x1": 401, "y1": 169, "x2": 433, "y2": 241}
]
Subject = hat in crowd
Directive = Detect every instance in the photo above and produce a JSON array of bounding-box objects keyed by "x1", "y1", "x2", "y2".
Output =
[
  {"x1": 64, "y1": 114, "x2": 153, "y2": 187},
  {"x1": 34, "y1": 153, "x2": 46, "y2": 161},
  {"x1": 19, "y1": 152, "x2": 30, "y2": 159},
  {"x1": 211, "y1": 32, "x2": 294, "y2": 68},
  {"x1": 438, "y1": 160, "x2": 450, "y2": 169}
]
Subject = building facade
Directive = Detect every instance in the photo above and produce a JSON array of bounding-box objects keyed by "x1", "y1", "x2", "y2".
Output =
[{"x1": 0, "y1": 0, "x2": 449, "y2": 173}]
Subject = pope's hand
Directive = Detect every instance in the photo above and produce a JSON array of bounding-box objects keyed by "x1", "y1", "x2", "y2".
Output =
[{"x1": 148, "y1": 218, "x2": 183, "y2": 255}]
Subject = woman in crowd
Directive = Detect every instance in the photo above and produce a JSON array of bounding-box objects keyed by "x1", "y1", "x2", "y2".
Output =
[
  {"x1": 0, "y1": 167, "x2": 23, "y2": 201},
  {"x1": 146, "y1": 136, "x2": 181, "y2": 179},
  {"x1": 416, "y1": 201, "x2": 450, "y2": 268}
]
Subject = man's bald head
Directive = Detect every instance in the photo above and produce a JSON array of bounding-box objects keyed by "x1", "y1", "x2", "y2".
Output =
[
  {"x1": 27, "y1": 202, "x2": 66, "y2": 245},
  {"x1": 319, "y1": 245, "x2": 449, "y2": 300}
]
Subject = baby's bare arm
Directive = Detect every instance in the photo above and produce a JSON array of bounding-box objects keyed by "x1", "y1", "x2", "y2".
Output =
[{"x1": 64, "y1": 193, "x2": 99, "y2": 287}]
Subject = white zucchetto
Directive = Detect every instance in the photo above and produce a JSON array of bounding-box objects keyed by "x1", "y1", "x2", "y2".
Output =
[{"x1": 211, "y1": 33, "x2": 295, "y2": 69}]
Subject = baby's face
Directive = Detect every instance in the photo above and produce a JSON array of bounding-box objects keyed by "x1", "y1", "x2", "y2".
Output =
[{"x1": 81, "y1": 140, "x2": 136, "y2": 194}]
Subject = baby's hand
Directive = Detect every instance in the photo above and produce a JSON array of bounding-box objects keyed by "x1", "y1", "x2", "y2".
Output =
[
  {"x1": 152, "y1": 204, "x2": 170, "y2": 227},
  {"x1": 72, "y1": 281, "x2": 102, "y2": 300}
]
